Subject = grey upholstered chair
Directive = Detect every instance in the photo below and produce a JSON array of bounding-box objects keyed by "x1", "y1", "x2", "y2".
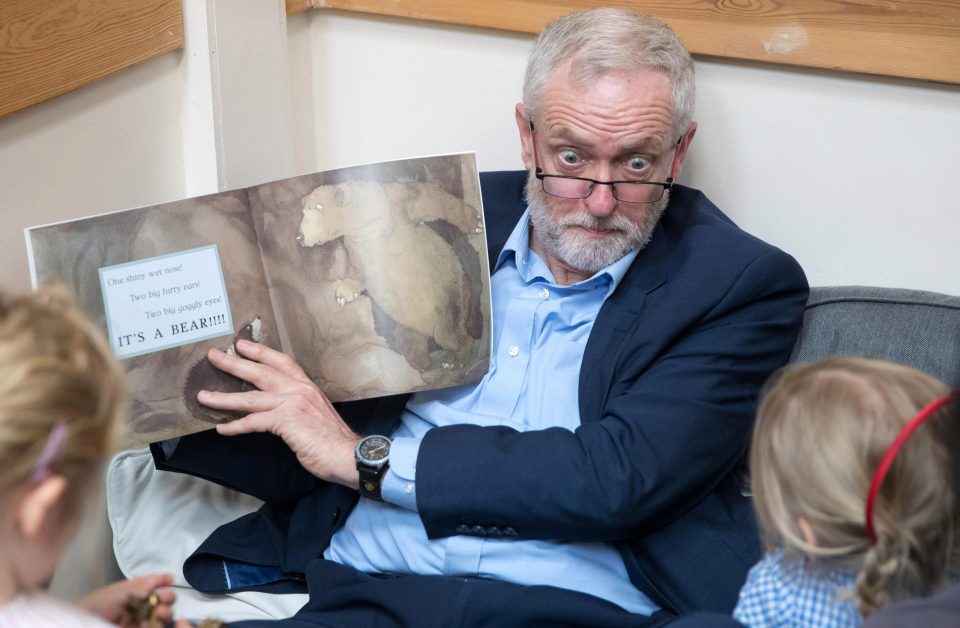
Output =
[{"x1": 790, "y1": 286, "x2": 960, "y2": 387}]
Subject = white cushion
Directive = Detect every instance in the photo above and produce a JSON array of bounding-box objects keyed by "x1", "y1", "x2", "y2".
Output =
[{"x1": 106, "y1": 447, "x2": 309, "y2": 621}]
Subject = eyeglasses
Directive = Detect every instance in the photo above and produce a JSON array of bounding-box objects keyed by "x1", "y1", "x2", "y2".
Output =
[{"x1": 529, "y1": 120, "x2": 680, "y2": 204}]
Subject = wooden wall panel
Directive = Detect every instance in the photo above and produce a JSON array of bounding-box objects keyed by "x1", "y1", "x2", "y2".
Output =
[
  {"x1": 291, "y1": 0, "x2": 960, "y2": 85},
  {"x1": 0, "y1": 0, "x2": 183, "y2": 118},
  {"x1": 287, "y1": 0, "x2": 314, "y2": 16}
]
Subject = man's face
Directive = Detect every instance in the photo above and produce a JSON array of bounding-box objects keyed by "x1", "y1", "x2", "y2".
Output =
[{"x1": 517, "y1": 63, "x2": 693, "y2": 277}]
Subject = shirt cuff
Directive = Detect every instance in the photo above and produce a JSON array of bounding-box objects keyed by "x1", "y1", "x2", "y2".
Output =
[
  {"x1": 159, "y1": 437, "x2": 180, "y2": 459},
  {"x1": 380, "y1": 435, "x2": 420, "y2": 511}
]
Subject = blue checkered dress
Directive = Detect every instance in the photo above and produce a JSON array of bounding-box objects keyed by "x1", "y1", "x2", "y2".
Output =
[{"x1": 733, "y1": 550, "x2": 862, "y2": 627}]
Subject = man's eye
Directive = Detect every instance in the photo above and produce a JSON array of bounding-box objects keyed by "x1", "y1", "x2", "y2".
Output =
[
  {"x1": 559, "y1": 150, "x2": 580, "y2": 165},
  {"x1": 627, "y1": 156, "x2": 649, "y2": 170}
]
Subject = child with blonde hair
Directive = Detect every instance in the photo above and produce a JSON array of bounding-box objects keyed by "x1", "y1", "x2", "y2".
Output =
[
  {"x1": 734, "y1": 356, "x2": 958, "y2": 627},
  {"x1": 0, "y1": 285, "x2": 187, "y2": 627}
]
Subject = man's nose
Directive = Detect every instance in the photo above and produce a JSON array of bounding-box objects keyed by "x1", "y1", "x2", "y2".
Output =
[{"x1": 586, "y1": 181, "x2": 617, "y2": 216}]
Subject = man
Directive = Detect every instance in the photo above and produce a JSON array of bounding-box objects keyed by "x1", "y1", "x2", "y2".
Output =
[{"x1": 153, "y1": 8, "x2": 809, "y2": 626}]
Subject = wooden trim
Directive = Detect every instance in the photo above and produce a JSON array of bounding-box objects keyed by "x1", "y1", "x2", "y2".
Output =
[
  {"x1": 0, "y1": 0, "x2": 183, "y2": 118},
  {"x1": 290, "y1": 0, "x2": 960, "y2": 85},
  {"x1": 286, "y1": 0, "x2": 315, "y2": 16}
]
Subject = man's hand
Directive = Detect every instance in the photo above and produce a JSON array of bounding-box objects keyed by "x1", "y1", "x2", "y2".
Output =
[
  {"x1": 198, "y1": 339, "x2": 361, "y2": 489},
  {"x1": 77, "y1": 572, "x2": 191, "y2": 627}
]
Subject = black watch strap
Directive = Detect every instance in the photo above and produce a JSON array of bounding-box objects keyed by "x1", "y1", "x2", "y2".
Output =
[{"x1": 358, "y1": 463, "x2": 388, "y2": 501}]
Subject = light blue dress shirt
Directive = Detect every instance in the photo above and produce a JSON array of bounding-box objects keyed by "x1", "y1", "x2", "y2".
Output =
[{"x1": 325, "y1": 209, "x2": 657, "y2": 614}]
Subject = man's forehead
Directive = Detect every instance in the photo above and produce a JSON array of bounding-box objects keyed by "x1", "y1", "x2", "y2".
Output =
[
  {"x1": 535, "y1": 63, "x2": 676, "y2": 145},
  {"x1": 546, "y1": 124, "x2": 666, "y2": 149},
  {"x1": 536, "y1": 105, "x2": 676, "y2": 153}
]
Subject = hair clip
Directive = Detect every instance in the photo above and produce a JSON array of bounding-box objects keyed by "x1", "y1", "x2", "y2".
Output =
[
  {"x1": 30, "y1": 418, "x2": 69, "y2": 484},
  {"x1": 865, "y1": 391, "x2": 955, "y2": 543}
]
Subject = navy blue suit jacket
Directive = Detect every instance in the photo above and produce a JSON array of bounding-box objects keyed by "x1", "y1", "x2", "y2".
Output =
[{"x1": 153, "y1": 171, "x2": 808, "y2": 614}]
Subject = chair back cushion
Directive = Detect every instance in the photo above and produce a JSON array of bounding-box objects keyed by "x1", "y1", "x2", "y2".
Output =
[{"x1": 790, "y1": 286, "x2": 960, "y2": 386}]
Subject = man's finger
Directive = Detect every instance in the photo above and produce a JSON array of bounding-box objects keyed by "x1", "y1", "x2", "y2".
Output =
[
  {"x1": 198, "y1": 389, "x2": 285, "y2": 414},
  {"x1": 235, "y1": 339, "x2": 312, "y2": 383},
  {"x1": 205, "y1": 347, "x2": 280, "y2": 389},
  {"x1": 215, "y1": 411, "x2": 276, "y2": 436}
]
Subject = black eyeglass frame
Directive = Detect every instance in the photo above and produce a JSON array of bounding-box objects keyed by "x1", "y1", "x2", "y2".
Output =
[{"x1": 528, "y1": 119, "x2": 682, "y2": 204}]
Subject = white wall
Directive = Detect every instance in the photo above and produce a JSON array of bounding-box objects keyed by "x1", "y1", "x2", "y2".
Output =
[
  {"x1": 0, "y1": 53, "x2": 184, "y2": 291},
  {"x1": 297, "y1": 10, "x2": 960, "y2": 295},
  {"x1": 690, "y1": 60, "x2": 960, "y2": 293},
  {"x1": 0, "y1": 0, "x2": 297, "y2": 293},
  {"x1": 298, "y1": 11, "x2": 530, "y2": 174}
]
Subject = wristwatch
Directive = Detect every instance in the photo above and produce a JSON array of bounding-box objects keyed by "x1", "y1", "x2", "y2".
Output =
[{"x1": 355, "y1": 434, "x2": 391, "y2": 501}]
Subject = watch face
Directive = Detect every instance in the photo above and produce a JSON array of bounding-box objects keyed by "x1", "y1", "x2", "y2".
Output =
[{"x1": 358, "y1": 435, "x2": 390, "y2": 464}]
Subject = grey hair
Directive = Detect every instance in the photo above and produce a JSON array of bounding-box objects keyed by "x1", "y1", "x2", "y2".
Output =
[{"x1": 522, "y1": 8, "x2": 695, "y2": 137}]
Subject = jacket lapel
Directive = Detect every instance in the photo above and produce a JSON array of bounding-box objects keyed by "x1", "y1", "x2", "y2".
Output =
[{"x1": 578, "y1": 223, "x2": 671, "y2": 424}]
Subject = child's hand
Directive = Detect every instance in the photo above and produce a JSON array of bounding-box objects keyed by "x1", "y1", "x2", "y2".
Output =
[{"x1": 77, "y1": 572, "x2": 189, "y2": 627}]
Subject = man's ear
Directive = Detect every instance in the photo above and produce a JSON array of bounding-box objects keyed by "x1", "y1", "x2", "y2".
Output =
[
  {"x1": 17, "y1": 475, "x2": 68, "y2": 539},
  {"x1": 515, "y1": 103, "x2": 534, "y2": 170},
  {"x1": 670, "y1": 122, "x2": 698, "y2": 179}
]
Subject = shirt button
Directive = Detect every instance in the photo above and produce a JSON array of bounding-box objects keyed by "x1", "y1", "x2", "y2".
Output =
[
  {"x1": 404, "y1": 483, "x2": 415, "y2": 494},
  {"x1": 538, "y1": 288, "x2": 550, "y2": 299},
  {"x1": 507, "y1": 345, "x2": 519, "y2": 357}
]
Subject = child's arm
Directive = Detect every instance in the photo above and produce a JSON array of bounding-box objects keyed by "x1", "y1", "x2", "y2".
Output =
[{"x1": 77, "y1": 572, "x2": 190, "y2": 627}]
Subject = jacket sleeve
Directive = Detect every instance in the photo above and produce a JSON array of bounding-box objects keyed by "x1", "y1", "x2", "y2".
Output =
[
  {"x1": 151, "y1": 429, "x2": 321, "y2": 503},
  {"x1": 414, "y1": 247, "x2": 808, "y2": 542},
  {"x1": 150, "y1": 394, "x2": 408, "y2": 503}
]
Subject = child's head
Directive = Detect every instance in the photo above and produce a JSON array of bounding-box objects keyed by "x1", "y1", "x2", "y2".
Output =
[
  {"x1": 750, "y1": 356, "x2": 956, "y2": 615},
  {"x1": 0, "y1": 285, "x2": 126, "y2": 593}
]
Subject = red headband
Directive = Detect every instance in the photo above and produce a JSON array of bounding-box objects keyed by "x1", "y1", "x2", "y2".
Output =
[{"x1": 865, "y1": 390, "x2": 956, "y2": 543}]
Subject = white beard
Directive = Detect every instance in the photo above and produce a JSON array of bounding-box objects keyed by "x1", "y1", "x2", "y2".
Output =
[{"x1": 526, "y1": 171, "x2": 667, "y2": 275}]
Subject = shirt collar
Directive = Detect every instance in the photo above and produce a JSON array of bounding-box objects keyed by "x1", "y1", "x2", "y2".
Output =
[{"x1": 494, "y1": 207, "x2": 640, "y2": 294}]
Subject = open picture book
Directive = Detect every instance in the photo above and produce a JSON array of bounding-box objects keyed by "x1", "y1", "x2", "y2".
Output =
[{"x1": 26, "y1": 153, "x2": 492, "y2": 446}]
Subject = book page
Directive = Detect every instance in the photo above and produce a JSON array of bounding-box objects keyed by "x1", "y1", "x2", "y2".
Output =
[
  {"x1": 248, "y1": 153, "x2": 492, "y2": 402},
  {"x1": 26, "y1": 191, "x2": 280, "y2": 446}
]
